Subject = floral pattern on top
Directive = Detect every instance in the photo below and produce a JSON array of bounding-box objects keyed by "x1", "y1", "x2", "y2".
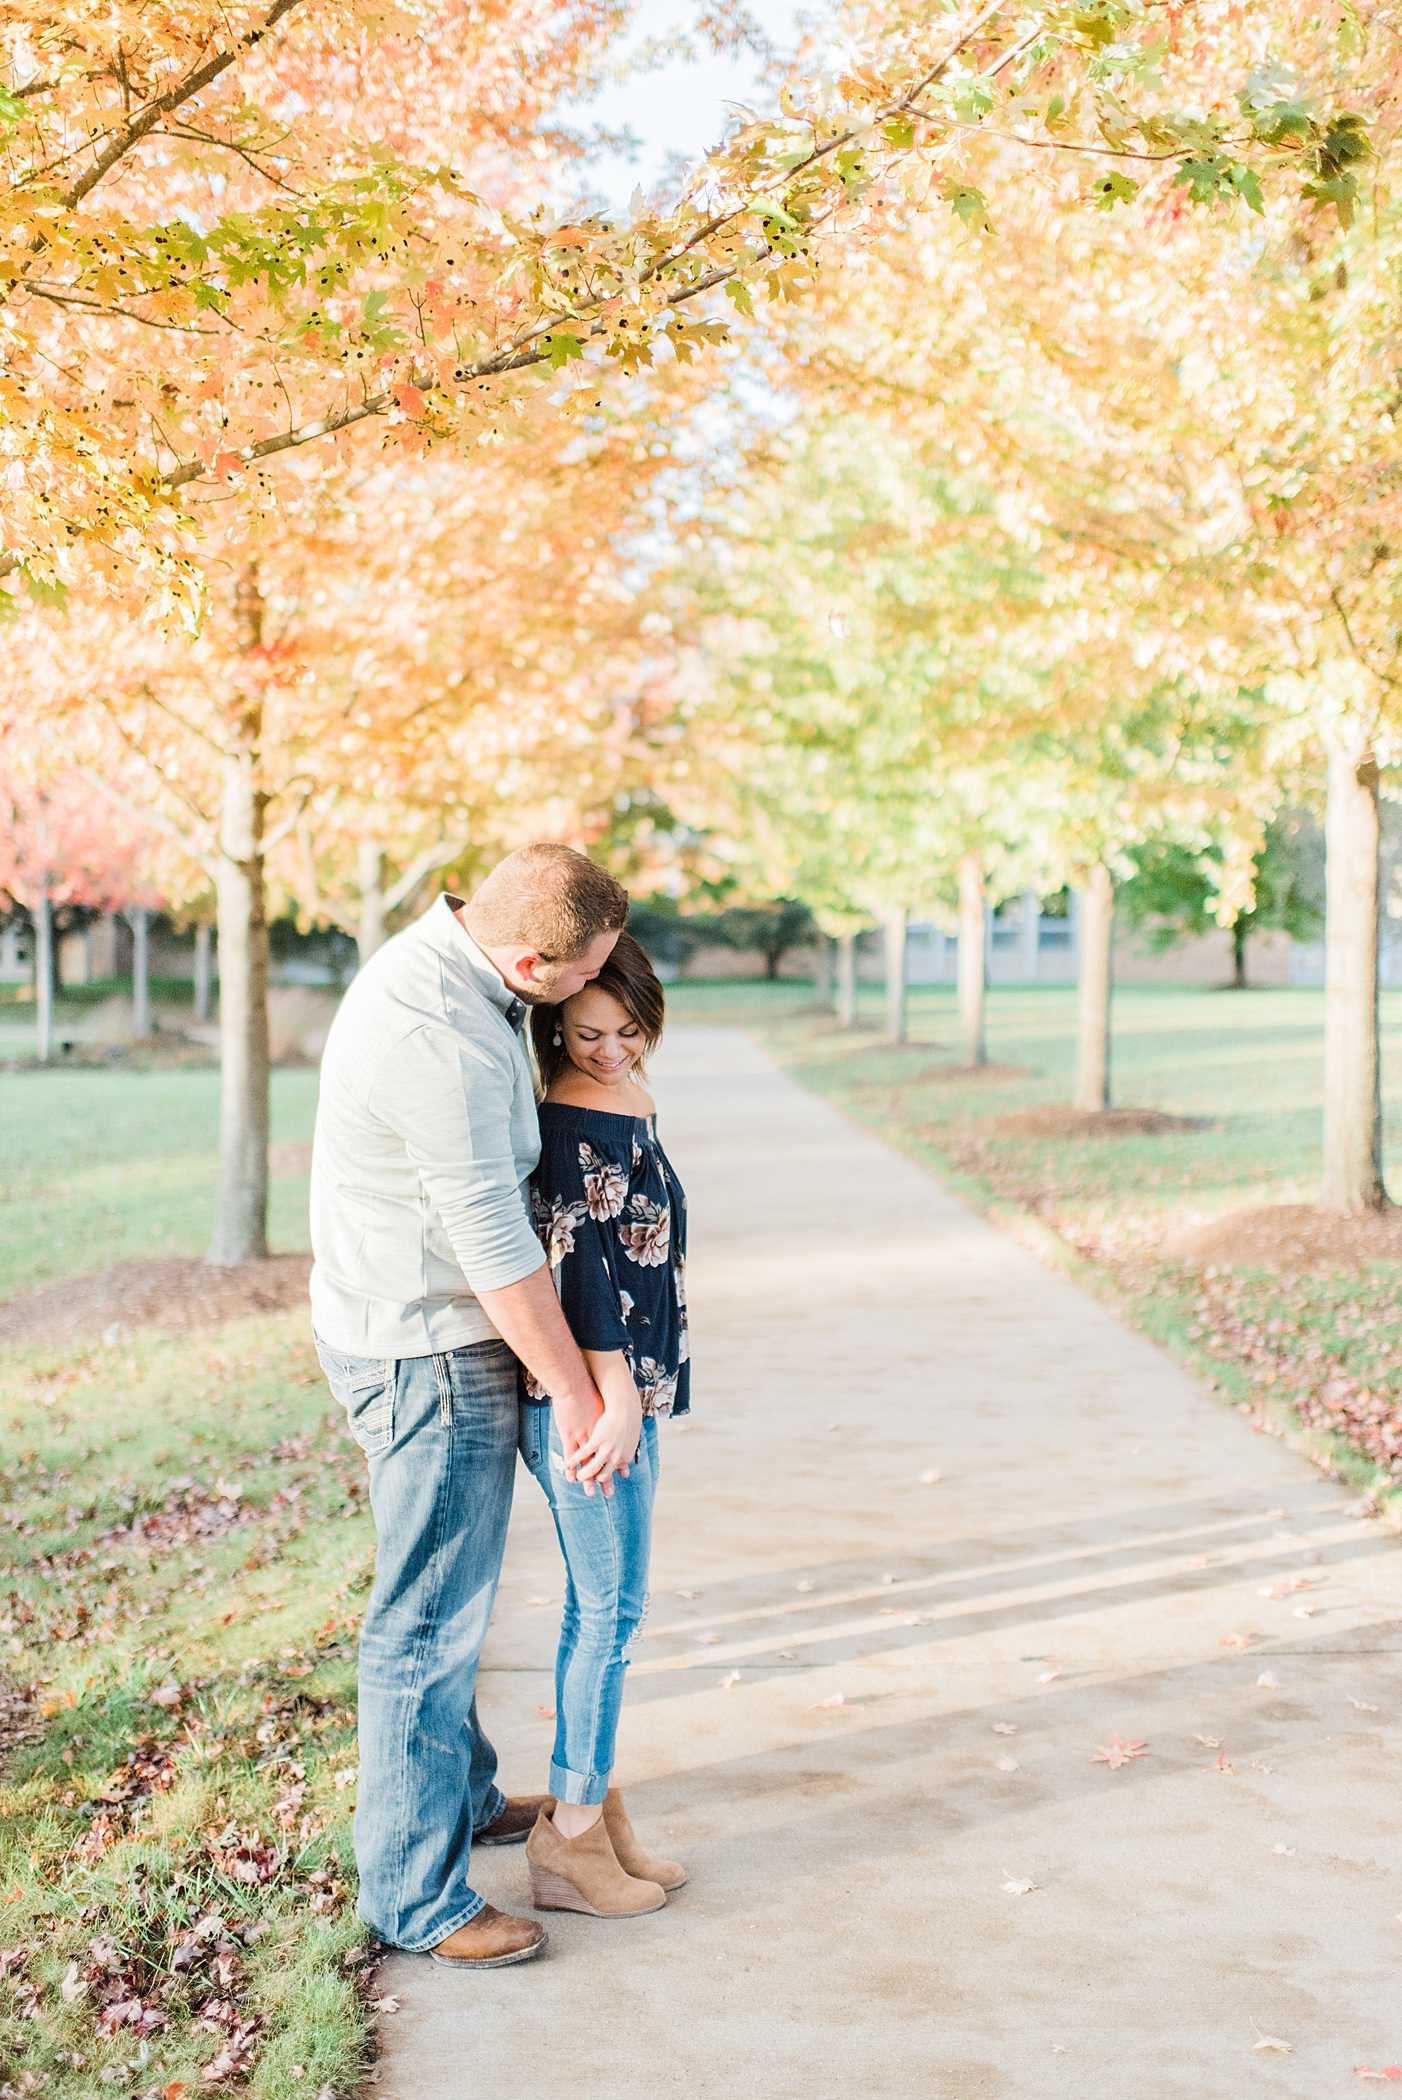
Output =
[{"x1": 526, "y1": 1102, "x2": 689, "y2": 1418}]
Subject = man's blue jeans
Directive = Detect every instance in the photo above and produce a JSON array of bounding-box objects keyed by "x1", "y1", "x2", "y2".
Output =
[
  {"x1": 315, "y1": 1335, "x2": 518, "y2": 1952},
  {"x1": 519, "y1": 1406, "x2": 657, "y2": 1805}
]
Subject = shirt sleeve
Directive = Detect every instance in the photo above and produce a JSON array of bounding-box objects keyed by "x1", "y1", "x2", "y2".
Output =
[
  {"x1": 532, "y1": 1122, "x2": 631, "y2": 1354},
  {"x1": 367, "y1": 1023, "x2": 546, "y2": 1294}
]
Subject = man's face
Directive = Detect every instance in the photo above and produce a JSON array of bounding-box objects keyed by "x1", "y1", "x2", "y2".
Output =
[{"x1": 529, "y1": 929, "x2": 620, "y2": 1004}]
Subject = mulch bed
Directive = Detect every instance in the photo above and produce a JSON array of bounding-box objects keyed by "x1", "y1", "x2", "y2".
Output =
[
  {"x1": 991, "y1": 1106, "x2": 1212, "y2": 1139},
  {"x1": 1170, "y1": 1203, "x2": 1402, "y2": 1275},
  {"x1": 0, "y1": 1254, "x2": 313, "y2": 1350}
]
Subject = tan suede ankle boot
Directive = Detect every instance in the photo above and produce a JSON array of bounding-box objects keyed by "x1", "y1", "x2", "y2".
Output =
[
  {"x1": 526, "y1": 1807, "x2": 666, "y2": 1917},
  {"x1": 602, "y1": 1789, "x2": 687, "y2": 1891}
]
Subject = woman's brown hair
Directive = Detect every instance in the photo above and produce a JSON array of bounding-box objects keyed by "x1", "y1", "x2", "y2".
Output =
[{"x1": 531, "y1": 930, "x2": 666, "y2": 1093}]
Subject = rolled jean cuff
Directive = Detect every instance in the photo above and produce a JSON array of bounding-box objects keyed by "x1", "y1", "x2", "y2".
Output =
[
  {"x1": 549, "y1": 1761, "x2": 610, "y2": 1807},
  {"x1": 478, "y1": 1784, "x2": 507, "y2": 1833}
]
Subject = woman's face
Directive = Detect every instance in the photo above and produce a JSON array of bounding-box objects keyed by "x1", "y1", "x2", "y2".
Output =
[{"x1": 560, "y1": 983, "x2": 644, "y2": 1089}]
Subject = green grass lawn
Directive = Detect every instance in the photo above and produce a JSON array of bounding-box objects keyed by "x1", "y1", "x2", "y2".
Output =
[
  {"x1": 0, "y1": 1319, "x2": 375, "y2": 2097},
  {"x1": 0, "y1": 1070, "x2": 319, "y2": 1299},
  {"x1": 668, "y1": 978, "x2": 1402, "y2": 1513}
]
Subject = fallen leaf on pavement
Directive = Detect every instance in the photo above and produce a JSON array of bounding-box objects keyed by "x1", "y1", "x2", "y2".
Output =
[
  {"x1": 1353, "y1": 2069, "x2": 1402, "y2": 2082},
  {"x1": 1262, "y1": 1509, "x2": 1289, "y2": 1520},
  {"x1": 1050, "y1": 2044, "x2": 1067, "y2": 2053},
  {"x1": 1258, "y1": 1587, "x2": 1280, "y2": 1600},
  {"x1": 777, "y1": 1650, "x2": 798, "y2": 1660},
  {"x1": 370, "y1": 1997, "x2": 400, "y2": 2015},
  {"x1": 1093, "y1": 1735, "x2": 1149, "y2": 1769},
  {"x1": 1291, "y1": 1607, "x2": 1316, "y2": 1619},
  {"x1": 811, "y1": 1695, "x2": 845, "y2": 1709},
  {"x1": 1001, "y1": 1878, "x2": 1039, "y2": 1894},
  {"x1": 1220, "y1": 1632, "x2": 1253, "y2": 1649},
  {"x1": 525, "y1": 1596, "x2": 552, "y2": 1605},
  {"x1": 1253, "y1": 2031, "x2": 1292, "y2": 2053},
  {"x1": 795, "y1": 1580, "x2": 817, "y2": 1593},
  {"x1": 1279, "y1": 1576, "x2": 1316, "y2": 1593},
  {"x1": 694, "y1": 1632, "x2": 722, "y2": 1645},
  {"x1": 1271, "y1": 1844, "x2": 1296, "y2": 1856},
  {"x1": 720, "y1": 1672, "x2": 741, "y2": 1689},
  {"x1": 1216, "y1": 1753, "x2": 1236, "y2": 1775},
  {"x1": 1189, "y1": 1734, "x2": 1223, "y2": 1749},
  {"x1": 534, "y1": 1705, "x2": 555, "y2": 1718},
  {"x1": 675, "y1": 1589, "x2": 702, "y2": 1600},
  {"x1": 1256, "y1": 1672, "x2": 1283, "y2": 1690},
  {"x1": 992, "y1": 1722, "x2": 1019, "y2": 1736},
  {"x1": 1035, "y1": 1671, "x2": 1060, "y2": 1684},
  {"x1": 1253, "y1": 1761, "x2": 1274, "y2": 1774},
  {"x1": 1349, "y1": 1698, "x2": 1380, "y2": 1713},
  {"x1": 995, "y1": 1756, "x2": 1020, "y2": 1772},
  {"x1": 919, "y1": 1469, "x2": 943, "y2": 1484}
]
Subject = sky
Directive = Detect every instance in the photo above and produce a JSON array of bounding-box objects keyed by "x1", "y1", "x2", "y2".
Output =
[{"x1": 562, "y1": 0, "x2": 821, "y2": 212}]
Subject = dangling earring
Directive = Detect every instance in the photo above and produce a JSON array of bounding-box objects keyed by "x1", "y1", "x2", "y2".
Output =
[{"x1": 553, "y1": 1028, "x2": 562, "y2": 1047}]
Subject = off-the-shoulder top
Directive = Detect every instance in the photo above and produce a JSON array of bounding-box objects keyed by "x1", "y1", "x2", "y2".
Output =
[{"x1": 525, "y1": 1101, "x2": 689, "y2": 1418}]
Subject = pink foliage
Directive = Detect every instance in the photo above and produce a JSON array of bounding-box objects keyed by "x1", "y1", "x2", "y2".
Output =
[{"x1": 0, "y1": 738, "x2": 159, "y2": 915}]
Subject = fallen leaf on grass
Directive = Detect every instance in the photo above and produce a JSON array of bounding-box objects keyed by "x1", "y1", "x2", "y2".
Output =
[
  {"x1": 995, "y1": 1756, "x2": 1020, "y2": 1773},
  {"x1": 992, "y1": 1722, "x2": 1018, "y2": 1736},
  {"x1": 1219, "y1": 1632, "x2": 1253, "y2": 1649},
  {"x1": 1001, "y1": 1878, "x2": 1039, "y2": 1894},
  {"x1": 1252, "y1": 2030, "x2": 1293, "y2": 2053},
  {"x1": 1093, "y1": 1735, "x2": 1149, "y2": 1769},
  {"x1": 795, "y1": 1580, "x2": 817, "y2": 1593},
  {"x1": 333, "y1": 1767, "x2": 358, "y2": 1790},
  {"x1": 1189, "y1": 1734, "x2": 1223, "y2": 1749},
  {"x1": 60, "y1": 1961, "x2": 87, "y2": 2002},
  {"x1": 919, "y1": 1469, "x2": 943, "y2": 1485},
  {"x1": 1256, "y1": 1672, "x2": 1282, "y2": 1690},
  {"x1": 1349, "y1": 1698, "x2": 1381, "y2": 1713},
  {"x1": 1353, "y1": 2069, "x2": 1402, "y2": 2082},
  {"x1": 370, "y1": 1996, "x2": 400, "y2": 2015}
]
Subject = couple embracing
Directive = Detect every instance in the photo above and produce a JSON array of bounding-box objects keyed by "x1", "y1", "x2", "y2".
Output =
[{"x1": 308, "y1": 844, "x2": 690, "y2": 1969}]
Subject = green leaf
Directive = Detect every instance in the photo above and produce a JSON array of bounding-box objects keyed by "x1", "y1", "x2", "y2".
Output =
[
  {"x1": 1091, "y1": 170, "x2": 1139, "y2": 211},
  {"x1": 725, "y1": 276, "x2": 755, "y2": 317},
  {"x1": 882, "y1": 116, "x2": 915, "y2": 150},
  {"x1": 944, "y1": 183, "x2": 993, "y2": 235},
  {"x1": 543, "y1": 329, "x2": 584, "y2": 369},
  {"x1": 0, "y1": 85, "x2": 27, "y2": 140}
]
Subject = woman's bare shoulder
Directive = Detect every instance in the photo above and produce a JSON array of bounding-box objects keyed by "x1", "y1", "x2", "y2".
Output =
[{"x1": 546, "y1": 1072, "x2": 654, "y2": 1115}]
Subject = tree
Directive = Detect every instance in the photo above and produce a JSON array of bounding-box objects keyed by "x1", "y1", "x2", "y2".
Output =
[
  {"x1": 0, "y1": 2, "x2": 1374, "y2": 591},
  {"x1": 705, "y1": 899, "x2": 816, "y2": 982},
  {"x1": 0, "y1": 737, "x2": 158, "y2": 1059},
  {"x1": 1120, "y1": 821, "x2": 1325, "y2": 989}
]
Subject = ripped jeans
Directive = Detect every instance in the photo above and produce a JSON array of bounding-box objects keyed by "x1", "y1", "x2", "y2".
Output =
[{"x1": 519, "y1": 1406, "x2": 658, "y2": 1806}]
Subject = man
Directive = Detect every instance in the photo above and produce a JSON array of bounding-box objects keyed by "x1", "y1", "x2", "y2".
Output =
[{"x1": 309, "y1": 843, "x2": 629, "y2": 1969}]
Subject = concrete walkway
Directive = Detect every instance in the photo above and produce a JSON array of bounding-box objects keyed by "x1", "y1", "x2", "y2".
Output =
[{"x1": 374, "y1": 1027, "x2": 1402, "y2": 2099}]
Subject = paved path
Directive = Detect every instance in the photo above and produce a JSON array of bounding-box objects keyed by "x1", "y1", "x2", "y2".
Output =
[{"x1": 375, "y1": 1027, "x2": 1402, "y2": 2099}]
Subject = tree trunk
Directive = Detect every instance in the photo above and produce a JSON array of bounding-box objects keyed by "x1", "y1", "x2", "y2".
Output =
[
  {"x1": 958, "y1": 856, "x2": 986, "y2": 1067},
  {"x1": 194, "y1": 924, "x2": 212, "y2": 1022},
  {"x1": 131, "y1": 905, "x2": 149, "y2": 1036},
  {"x1": 764, "y1": 947, "x2": 783, "y2": 982},
  {"x1": 1322, "y1": 742, "x2": 1385, "y2": 1213},
  {"x1": 1231, "y1": 915, "x2": 1248, "y2": 990},
  {"x1": 813, "y1": 932, "x2": 834, "y2": 1011},
  {"x1": 837, "y1": 932, "x2": 858, "y2": 1030},
  {"x1": 884, "y1": 909, "x2": 907, "y2": 1043},
  {"x1": 1075, "y1": 862, "x2": 1114, "y2": 1112},
  {"x1": 357, "y1": 839, "x2": 388, "y2": 966},
  {"x1": 35, "y1": 881, "x2": 53, "y2": 1064}
]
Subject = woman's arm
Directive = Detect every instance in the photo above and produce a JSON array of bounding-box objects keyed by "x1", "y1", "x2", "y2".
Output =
[{"x1": 567, "y1": 1348, "x2": 643, "y2": 1496}]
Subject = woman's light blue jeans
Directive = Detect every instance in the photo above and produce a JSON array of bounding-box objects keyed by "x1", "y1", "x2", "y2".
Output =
[
  {"x1": 314, "y1": 1335, "x2": 518, "y2": 1953},
  {"x1": 519, "y1": 1407, "x2": 658, "y2": 1806}
]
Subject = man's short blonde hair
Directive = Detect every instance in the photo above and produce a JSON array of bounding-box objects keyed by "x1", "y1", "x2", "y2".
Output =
[{"x1": 466, "y1": 844, "x2": 629, "y2": 960}]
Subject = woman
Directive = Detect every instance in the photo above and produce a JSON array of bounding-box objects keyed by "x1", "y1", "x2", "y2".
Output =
[{"x1": 520, "y1": 931, "x2": 689, "y2": 1918}]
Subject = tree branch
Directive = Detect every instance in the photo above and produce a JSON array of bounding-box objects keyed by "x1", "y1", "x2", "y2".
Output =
[
  {"x1": 53, "y1": 0, "x2": 306, "y2": 210},
  {"x1": 382, "y1": 834, "x2": 471, "y2": 913},
  {"x1": 77, "y1": 763, "x2": 221, "y2": 883}
]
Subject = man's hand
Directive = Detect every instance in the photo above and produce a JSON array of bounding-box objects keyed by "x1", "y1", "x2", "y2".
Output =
[
  {"x1": 476, "y1": 1264, "x2": 603, "y2": 1461},
  {"x1": 572, "y1": 1349, "x2": 643, "y2": 1499}
]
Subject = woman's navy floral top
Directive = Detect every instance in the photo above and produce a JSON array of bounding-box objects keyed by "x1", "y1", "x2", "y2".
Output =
[{"x1": 526, "y1": 1102, "x2": 689, "y2": 1418}]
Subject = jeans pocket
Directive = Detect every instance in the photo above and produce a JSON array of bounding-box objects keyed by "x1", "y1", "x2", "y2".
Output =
[
  {"x1": 518, "y1": 1404, "x2": 547, "y2": 1470},
  {"x1": 315, "y1": 1342, "x2": 395, "y2": 1457}
]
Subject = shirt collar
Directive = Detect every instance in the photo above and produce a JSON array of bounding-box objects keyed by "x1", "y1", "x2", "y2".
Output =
[{"x1": 433, "y1": 895, "x2": 528, "y2": 1033}]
